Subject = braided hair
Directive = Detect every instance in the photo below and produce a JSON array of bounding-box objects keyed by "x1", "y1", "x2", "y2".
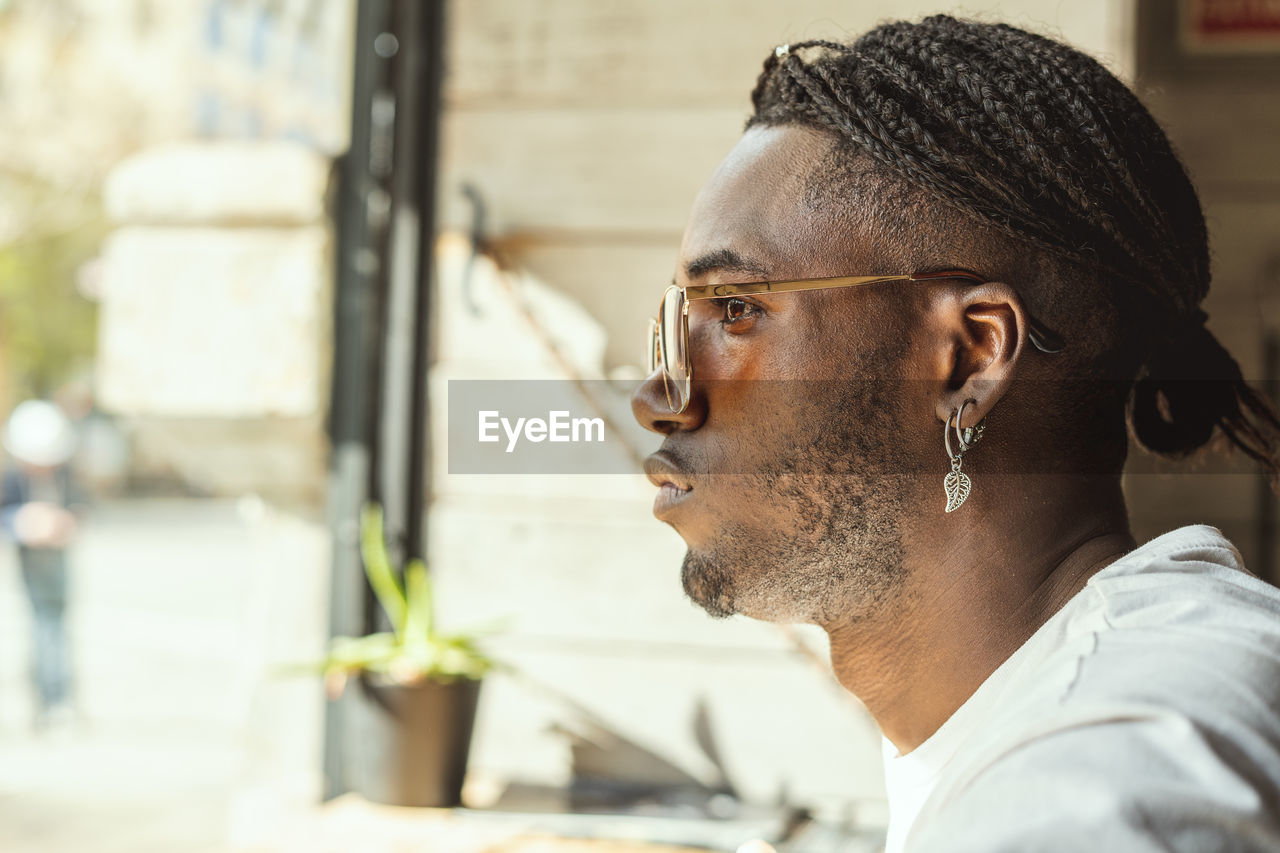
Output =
[{"x1": 748, "y1": 15, "x2": 1280, "y2": 484}]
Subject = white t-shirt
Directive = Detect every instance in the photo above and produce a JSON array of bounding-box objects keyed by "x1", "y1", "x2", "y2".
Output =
[{"x1": 881, "y1": 524, "x2": 1280, "y2": 852}]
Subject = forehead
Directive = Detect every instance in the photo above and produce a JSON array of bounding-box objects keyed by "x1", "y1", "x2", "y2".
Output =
[{"x1": 679, "y1": 124, "x2": 881, "y2": 280}]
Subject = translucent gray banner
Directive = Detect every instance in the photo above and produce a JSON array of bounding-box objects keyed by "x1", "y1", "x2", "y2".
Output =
[{"x1": 444, "y1": 378, "x2": 1280, "y2": 476}]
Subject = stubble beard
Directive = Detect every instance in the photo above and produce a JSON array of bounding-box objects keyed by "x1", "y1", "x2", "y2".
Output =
[{"x1": 680, "y1": 378, "x2": 911, "y2": 625}]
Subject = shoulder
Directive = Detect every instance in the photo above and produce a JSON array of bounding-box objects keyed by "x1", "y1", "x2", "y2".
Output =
[
  {"x1": 910, "y1": 527, "x2": 1280, "y2": 850},
  {"x1": 1085, "y1": 525, "x2": 1280, "y2": 627},
  {"x1": 1074, "y1": 527, "x2": 1280, "y2": 711},
  {"x1": 909, "y1": 713, "x2": 1280, "y2": 851}
]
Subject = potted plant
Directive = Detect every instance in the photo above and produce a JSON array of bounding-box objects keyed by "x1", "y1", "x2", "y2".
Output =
[{"x1": 320, "y1": 504, "x2": 496, "y2": 808}]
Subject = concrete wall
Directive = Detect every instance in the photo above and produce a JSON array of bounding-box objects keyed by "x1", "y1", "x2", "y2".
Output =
[{"x1": 98, "y1": 141, "x2": 333, "y2": 505}]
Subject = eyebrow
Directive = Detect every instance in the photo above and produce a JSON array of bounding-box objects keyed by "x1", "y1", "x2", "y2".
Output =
[{"x1": 681, "y1": 248, "x2": 771, "y2": 282}]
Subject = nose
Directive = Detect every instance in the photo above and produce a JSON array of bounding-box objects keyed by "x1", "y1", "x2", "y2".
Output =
[{"x1": 631, "y1": 369, "x2": 707, "y2": 435}]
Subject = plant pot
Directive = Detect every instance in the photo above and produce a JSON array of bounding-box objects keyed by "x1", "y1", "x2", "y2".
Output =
[{"x1": 354, "y1": 676, "x2": 482, "y2": 808}]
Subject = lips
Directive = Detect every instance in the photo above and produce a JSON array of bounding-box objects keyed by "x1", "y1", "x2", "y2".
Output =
[{"x1": 643, "y1": 451, "x2": 694, "y2": 519}]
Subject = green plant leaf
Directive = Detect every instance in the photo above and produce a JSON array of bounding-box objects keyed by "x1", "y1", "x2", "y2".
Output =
[
  {"x1": 271, "y1": 502, "x2": 506, "y2": 686},
  {"x1": 403, "y1": 558, "x2": 434, "y2": 648},
  {"x1": 360, "y1": 504, "x2": 407, "y2": 638}
]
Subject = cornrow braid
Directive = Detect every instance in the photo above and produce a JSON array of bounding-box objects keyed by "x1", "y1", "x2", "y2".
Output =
[{"x1": 749, "y1": 16, "x2": 1280, "y2": 486}]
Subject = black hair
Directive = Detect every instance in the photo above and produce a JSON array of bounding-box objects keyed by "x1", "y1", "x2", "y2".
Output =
[{"x1": 746, "y1": 15, "x2": 1280, "y2": 485}]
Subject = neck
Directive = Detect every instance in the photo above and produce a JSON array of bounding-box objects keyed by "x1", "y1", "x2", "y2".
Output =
[{"x1": 822, "y1": 474, "x2": 1135, "y2": 754}]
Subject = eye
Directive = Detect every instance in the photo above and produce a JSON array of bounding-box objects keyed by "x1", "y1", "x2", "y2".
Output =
[{"x1": 718, "y1": 297, "x2": 760, "y2": 324}]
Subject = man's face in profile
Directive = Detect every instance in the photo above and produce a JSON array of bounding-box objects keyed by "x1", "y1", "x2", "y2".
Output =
[{"x1": 633, "y1": 125, "x2": 937, "y2": 627}]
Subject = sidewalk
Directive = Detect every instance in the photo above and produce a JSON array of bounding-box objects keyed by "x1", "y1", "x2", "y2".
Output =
[{"x1": 0, "y1": 498, "x2": 327, "y2": 853}]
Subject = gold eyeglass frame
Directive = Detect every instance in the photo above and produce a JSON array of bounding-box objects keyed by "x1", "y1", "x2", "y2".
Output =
[{"x1": 646, "y1": 269, "x2": 1064, "y2": 414}]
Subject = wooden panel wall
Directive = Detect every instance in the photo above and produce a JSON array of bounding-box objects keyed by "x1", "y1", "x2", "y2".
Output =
[
  {"x1": 436, "y1": 0, "x2": 1131, "y2": 369},
  {"x1": 1131, "y1": 0, "x2": 1280, "y2": 579}
]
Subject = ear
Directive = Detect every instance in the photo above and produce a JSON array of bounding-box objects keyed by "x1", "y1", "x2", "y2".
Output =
[{"x1": 924, "y1": 281, "x2": 1029, "y2": 428}]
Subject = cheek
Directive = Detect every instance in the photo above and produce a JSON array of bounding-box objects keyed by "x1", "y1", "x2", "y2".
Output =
[
  {"x1": 688, "y1": 322, "x2": 761, "y2": 382},
  {"x1": 692, "y1": 321, "x2": 855, "y2": 443},
  {"x1": 701, "y1": 384, "x2": 823, "y2": 476},
  {"x1": 689, "y1": 314, "x2": 825, "y2": 383},
  {"x1": 790, "y1": 298, "x2": 869, "y2": 376}
]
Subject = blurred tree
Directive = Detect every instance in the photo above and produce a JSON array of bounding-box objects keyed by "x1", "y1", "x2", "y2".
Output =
[{"x1": 0, "y1": 181, "x2": 104, "y2": 406}]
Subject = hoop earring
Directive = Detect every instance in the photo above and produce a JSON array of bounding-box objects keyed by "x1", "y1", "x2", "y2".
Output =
[{"x1": 943, "y1": 400, "x2": 986, "y2": 513}]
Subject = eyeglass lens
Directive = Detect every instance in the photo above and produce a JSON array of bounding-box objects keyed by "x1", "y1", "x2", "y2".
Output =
[{"x1": 658, "y1": 285, "x2": 689, "y2": 413}]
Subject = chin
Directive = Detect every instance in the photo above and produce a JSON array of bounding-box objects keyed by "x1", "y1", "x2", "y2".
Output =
[
  {"x1": 680, "y1": 550, "x2": 738, "y2": 619},
  {"x1": 680, "y1": 548, "x2": 821, "y2": 624}
]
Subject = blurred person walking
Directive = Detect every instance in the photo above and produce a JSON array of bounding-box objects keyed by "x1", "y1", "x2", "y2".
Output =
[{"x1": 1, "y1": 400, "x2": 86, "y2": 730}]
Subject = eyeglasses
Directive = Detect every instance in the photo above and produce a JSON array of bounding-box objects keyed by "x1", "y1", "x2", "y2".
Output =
[{"x1": 646, "y1": 269, "x2": 1064, "y2": 414}]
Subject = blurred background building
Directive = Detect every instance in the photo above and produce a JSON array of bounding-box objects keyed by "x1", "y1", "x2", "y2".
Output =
[{"x1": 0, "y1": 1, "x2": 1277, "y2": 851}]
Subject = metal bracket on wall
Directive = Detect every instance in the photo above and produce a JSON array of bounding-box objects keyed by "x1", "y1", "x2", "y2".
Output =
[{"x1": 460, "y1": 182, "x2": 487, "y2": 317}]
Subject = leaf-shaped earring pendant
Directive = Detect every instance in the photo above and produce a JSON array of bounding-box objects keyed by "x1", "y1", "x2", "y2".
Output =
[
  {"x1": 944, "y1": 458, "x2": 971, "y2": 513},
  {"x1": 943, "y1": 404, "x2": 981, "y2": 513}
]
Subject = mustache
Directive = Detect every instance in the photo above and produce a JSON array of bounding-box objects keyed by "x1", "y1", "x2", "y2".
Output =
[{"x1": 653, "y1": 441, "x2": 700, "y2": 476}]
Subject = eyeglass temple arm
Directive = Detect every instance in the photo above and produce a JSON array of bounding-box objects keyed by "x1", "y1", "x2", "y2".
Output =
[
  {"x1": 683, "y1": 270, "x2": 1063, "y2": 354},
  {"x1": 683, "y1": 274, "x2": 916, "y2": 300},
  {"x1": 913, "y1": 272, "x2": 1063, "y2": 353}
]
